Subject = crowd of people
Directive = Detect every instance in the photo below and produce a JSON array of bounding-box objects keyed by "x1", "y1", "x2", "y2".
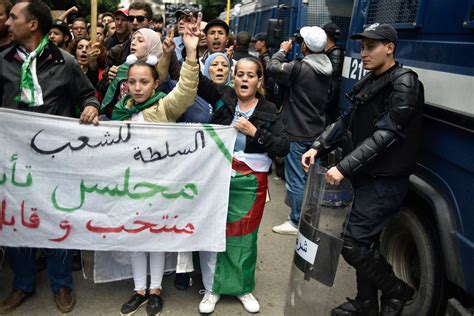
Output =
[{"x1": 0, "y1": 1, "x2": 423, "y2": 316}]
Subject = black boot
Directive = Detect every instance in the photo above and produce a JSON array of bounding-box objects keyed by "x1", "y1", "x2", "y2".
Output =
[
  {"x1": 379, "y1": 284, "x2": 415, "y2": 316},
  {"x1": 331, "y1": 297, "x2": 378, "y2": 316},
  {"x1": 380, "y1": 296, "x2": 413, "y2": 316},
  {"x1": 341, "y1": 238, "x2": 415, "y2": 302}
]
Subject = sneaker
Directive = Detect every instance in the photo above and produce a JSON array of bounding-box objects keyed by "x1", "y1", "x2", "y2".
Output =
[
  {"x1": 272, "y1": 221, "x2": 298, "y2": 235},
  {"x1": 174, "y1": 272, "x2": 192, "y2": 290},
  {"x1": 237, "y1": 293, "x2": 260, "y2": 313},
  {"x1": 331, "y1": 297, "x2": 378, "y2": 316},
  {"x1": 146, "y1": 294, "x2": 163, "y2": 316},
  {"x1": 120, "y1": 293, "x2": 148, "y2": 316},
  {"x1": 198, "y1": 289, "x2": 220, "y2": 314}
]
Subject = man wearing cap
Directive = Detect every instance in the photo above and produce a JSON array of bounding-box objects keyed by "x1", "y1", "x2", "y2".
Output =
[
  {"x1": 268, "y1": 26, "x2": 332, "y2": 235},
  {"x1": 200, "y1": 19, "x2": 231, "y2": 70},
  {"x1": 104, "y1": 8, "x2": 129, "y2": 50},
  {"x1": 302, "y1": 23, "x2": 423, "y2": 315},
  {"x1": 322, "y1": 22, "x2": 344, "y2": 123},
  {"x1": 174, "y1": 9, "x2": 197, "y2": 64},
  {"x1": 48, "y1": 19, "x2": 71, "y2": 51}
]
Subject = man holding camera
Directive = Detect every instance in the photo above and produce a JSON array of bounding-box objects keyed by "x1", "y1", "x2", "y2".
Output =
[{"x1": 267, "y1": 26, "x2": 332, "y2": 235}]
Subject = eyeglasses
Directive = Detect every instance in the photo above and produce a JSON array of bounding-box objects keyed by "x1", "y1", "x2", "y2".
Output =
[{"x1": 127, "y1": 15, "x2": 146, "y2": 23}]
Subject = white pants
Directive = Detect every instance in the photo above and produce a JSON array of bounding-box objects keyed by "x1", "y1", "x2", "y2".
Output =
[
  {"x1": 130, "y1": 251, "x2": 165, "y2": 291},
  {"x1": 199, "y1": 251, "x2": 217, "y2": 291}
]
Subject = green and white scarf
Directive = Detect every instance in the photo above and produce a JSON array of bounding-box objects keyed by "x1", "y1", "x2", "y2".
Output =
[{"x1": 15, "y1": 36, "x2": 49, "y2": 106}]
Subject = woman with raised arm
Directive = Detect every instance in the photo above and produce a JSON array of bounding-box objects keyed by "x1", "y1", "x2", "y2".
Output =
[{"x1": 110, "y1": 19, "x2": 201, "y2": 316}]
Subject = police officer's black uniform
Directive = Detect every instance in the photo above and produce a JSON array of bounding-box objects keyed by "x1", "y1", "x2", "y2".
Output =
[{"x1": 311, "y1": 24, "x2": 424, "y2": 315}]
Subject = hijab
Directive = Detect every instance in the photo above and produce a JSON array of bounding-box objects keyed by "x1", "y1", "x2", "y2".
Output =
[{"x1": 203, "y1": 52, "x2": 232, "y2": 85}]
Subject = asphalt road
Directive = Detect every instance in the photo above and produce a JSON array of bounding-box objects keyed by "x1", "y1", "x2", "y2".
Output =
[{"x1": 0, "y1": 175, "x2": 356, "y2": 316}]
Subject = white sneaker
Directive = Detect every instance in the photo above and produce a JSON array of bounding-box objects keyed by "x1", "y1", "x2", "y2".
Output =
[
  {"x1": 237, "y1": 293, "x2": 260, "y2": 313},
  {"x1": 272, "y1": 221, "x2": 298, "y2": 235},
  {"x1": 198, "y1": 289, "x2": 220, "y2": 314}
]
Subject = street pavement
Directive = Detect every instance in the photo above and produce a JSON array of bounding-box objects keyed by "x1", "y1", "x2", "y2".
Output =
[{"x1": 0, "y1": 175, "x2": 356, "y2": 315}]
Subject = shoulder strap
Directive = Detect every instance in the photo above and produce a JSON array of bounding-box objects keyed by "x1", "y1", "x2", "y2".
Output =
[{"x1": 354, "y1": 67, "x2": 415, "y2": 103}]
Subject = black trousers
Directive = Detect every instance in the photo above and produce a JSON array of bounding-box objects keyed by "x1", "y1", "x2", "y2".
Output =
[
  {"x1": 341, "y1": 175, "x2": 410, "y2": 300},
  {"x1": 343, "y1": 175, "x2": 409, "y2": 245}
]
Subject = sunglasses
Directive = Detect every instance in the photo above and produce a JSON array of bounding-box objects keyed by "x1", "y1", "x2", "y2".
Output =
[{"x1": 127, "y1": 15, "x2": 146, "y2": 23}]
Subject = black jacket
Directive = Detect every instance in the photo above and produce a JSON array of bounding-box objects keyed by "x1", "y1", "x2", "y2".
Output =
[
  {"x1": 313, "y1": 64, "x2": 424, "y2": 177},
  {"x1": 0, "y1": 43, "x2": 99, "y2": 117},
  {"x1": 267, "y1": 51, "x2": 332, "y2": 141},
  {"x1": 325, "y1": 45, "x2": 344, "y2": 123},
  {"x1": 198, "y1": 74, "x2": 289, "y2": 158}
]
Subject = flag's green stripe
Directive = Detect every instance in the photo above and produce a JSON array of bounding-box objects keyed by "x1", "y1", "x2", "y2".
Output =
[{"x1": 202, "y1": 124, "x2": 233, "y2": 163}]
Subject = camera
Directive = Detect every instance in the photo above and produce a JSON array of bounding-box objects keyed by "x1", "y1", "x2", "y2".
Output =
[{"x1": 292, "y1": 30, "x2": 304, "y2": 44}]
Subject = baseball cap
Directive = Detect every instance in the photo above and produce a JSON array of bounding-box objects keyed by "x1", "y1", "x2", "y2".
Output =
[
  {"x1": 251, "y1": 33, "x2": 267, "y2": 42},
  {"x1": 175, "y1": 9, "x2": 199, "y2": 20},
  {"x1": 51, "y1": 20, "x2": 70, "y2": 37},
  {"x1": 351, "y1": 23, "x2": 398, "y2": 43},
  {"x1": 300, "y1": 26, "x2": 327, "y2": 53},
  {"x1": 203, "y1": 19, "x2": 229, "y2": 35},
  {"x1": 322, "y1": 22, "x2": 341, "y2": 39},
  {"x1": 114, "y1": 8, "x2": 128, "y2": 17}
]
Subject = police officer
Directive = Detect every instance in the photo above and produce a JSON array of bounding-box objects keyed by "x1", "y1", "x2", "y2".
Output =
[
  {"x1": 322, "y1": 22, "x2": 344, "y2": 124},
  {"x1": 302, "y1": 23, "x2": 423, "y2": 315}
]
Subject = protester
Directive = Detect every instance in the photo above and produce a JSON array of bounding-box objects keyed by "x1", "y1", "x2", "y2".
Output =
[
  {"x1": 102, "y1": 28, "x2": 163, "y2": 117},
  {"x1": 197, "y1": 56, "x2": 289, "y2": 313},
  {"x1": 198, "y1": 21, "x2": 208, "y2": 58},
  {"x1": 112, "y1": 21, "x2": 200, "y2": 316},
  {"x1": 0, "y1": 0, "x2": 99, "y2": 313},
  {"x1": 57, "y1": 5, "x2": 77, "y2": 22},
  {"x1": 0, "y1": 0, "x2": 12, "y2": 52},
  {"x1": 202, "y1": 52, "x2": 232, "y2": 86},
  {"x1": 71, "y1": 36, "x2": 101, "y2": 88},
  {"x1": 101, "y1": 12, "x2": 114, "y2": 25},
  {"x1": 48, "y1": 19, "x2": 72, "y2": 51},
  {"x1": 104, "y1": 8, "x2": 129, "y2": 50},
  {"x1": 173, "y1": 9, "x2": 199, "y2": 64},
  {"x1": 105, "y1": 21, "x2": 116, "y2": 39},
  {"x1": 322, "y1": 22, "x2": 344, "y2": 123},
  {"x1": 104, "y1": 2, "x2": 180, "y2": 85},
  {"x1": 71, "y1": 17, "x2": 87, "y2": 39},
  {"x1": 91, "y1": 22, "x2": 106, "y2": 45},
  {"x1": 151, "y1": 13, "x2": 164, "y2": 34},
  {"x1": 268, "y1": 26, "x2": 332, "y2": 235},
  {"x1": 200, "y1": 19, "x2": 232, "y2": 69},
  {"x1": 302, "y1": 23, "x2": 423, "y2": 316},
  {"x1": 232, "y1": 31, "x2": 252, "y2": 61}
]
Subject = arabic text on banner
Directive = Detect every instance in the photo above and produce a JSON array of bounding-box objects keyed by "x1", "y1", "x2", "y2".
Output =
[{"x1": 0, "y1": 108, "x2": 236, "y2": 252}]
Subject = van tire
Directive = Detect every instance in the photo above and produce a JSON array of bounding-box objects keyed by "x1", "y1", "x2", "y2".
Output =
[{"x1": 380, "y1": 207, "x2": 445, "y2": 315}]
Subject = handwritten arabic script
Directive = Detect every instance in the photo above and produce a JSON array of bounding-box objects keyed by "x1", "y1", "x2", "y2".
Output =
[{"x1": 0, "y1": 108, "x2": 236, "y2": 252}]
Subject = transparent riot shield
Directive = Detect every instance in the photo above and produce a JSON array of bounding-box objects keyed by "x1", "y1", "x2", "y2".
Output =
[{"x1": 284, "y1": 162, "x2": 354, "y2": 315}]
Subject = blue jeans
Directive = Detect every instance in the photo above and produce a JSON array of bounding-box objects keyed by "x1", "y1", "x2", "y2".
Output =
[
  {"x1": 284, "y1": 141, "x2": 313, "y2": 227},
  {"x1": 7, "y1": 247, "x2": 73, "y2": 293}
]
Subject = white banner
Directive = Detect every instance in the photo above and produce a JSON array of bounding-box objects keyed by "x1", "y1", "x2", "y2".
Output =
[{"x1": 0, "y1": 108, "x2": 236, "y2": 252}]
